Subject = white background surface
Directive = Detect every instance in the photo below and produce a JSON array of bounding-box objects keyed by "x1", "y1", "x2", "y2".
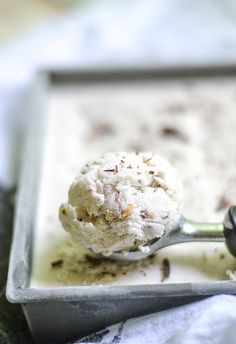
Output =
[{"x1": 1, "y1": 0, "x2": 236, "y2": 186}]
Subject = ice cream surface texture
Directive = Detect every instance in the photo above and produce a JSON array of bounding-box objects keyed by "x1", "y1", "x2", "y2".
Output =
[{"x1": 59, "y1": 152, "x2": 182, "y2": 256}]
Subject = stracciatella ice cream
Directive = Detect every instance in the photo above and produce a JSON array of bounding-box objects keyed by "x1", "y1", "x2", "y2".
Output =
[{"x1": 59, "y1": 152, "x2": 182, "y2": 256}]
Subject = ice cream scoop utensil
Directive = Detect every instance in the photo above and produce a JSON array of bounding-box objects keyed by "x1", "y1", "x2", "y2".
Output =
[{"x1": 109, "y1": 206, "x2": 236, "y2": 262}]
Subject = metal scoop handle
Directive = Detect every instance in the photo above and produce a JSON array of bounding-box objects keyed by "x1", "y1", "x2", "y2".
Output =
[
  {"x1": 223, "y1": 206, "x2": 236, "y2": 257},
  {"x1": 109, "y1": 206, "x2": 236, "y2": 262}
]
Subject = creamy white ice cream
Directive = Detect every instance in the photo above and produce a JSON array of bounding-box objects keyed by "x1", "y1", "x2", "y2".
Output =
[
  {"x1": 59, "y1": 152, "x2": 182, "y2": 255},
  {"x1": 30, "y1": 79, "x2": 236, "y2": 288}
]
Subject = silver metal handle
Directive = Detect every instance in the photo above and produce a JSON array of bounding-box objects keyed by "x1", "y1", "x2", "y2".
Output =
[
  {"x1": 180, "y1": 219, "x2": 224, "y2": 242},
  {"x1": 109, "y1": 206, "x2": 236, "y2": 261}
]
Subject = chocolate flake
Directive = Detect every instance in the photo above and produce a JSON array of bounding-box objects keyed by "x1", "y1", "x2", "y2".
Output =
[
  {"x1": 89, "y1": 122, "x2": 114, "y2": 138},
  {"x1": 161, "y1": 127, "x2": 187, "y2": 142},
  {"x1": 115, "y1": 192, "x2": 120, "y2": 203},
  {"x1": 140, "y1": 210, "x2": 147, "y2": 219},
  {"x1": 140, "y1": 270, "x2": 146, "y2": 276},
  {"x1": 104, "y1": 168, "x2": 116, "y2": 172},
  {"x1": 84, "y1": 254, "x2": 103, "y2": 266},
  {"x1": 161, "y1": 258, "x2": 170, "y2": 282},
  {"x1": 77, "y1": 217, "x2": 83, "y2": 221},
  {"x1": 51, "y1": 259, "x2": 64, "y2": 268},
  {"x1": 216, "y1": 196, "x2": 231, "y2": 211},
  {"x1": 149, "y1": 254, "x2": 155, "y2": 259},
  {"x1": 149, "y1": 171, "x2": 155, "y2": 175}
]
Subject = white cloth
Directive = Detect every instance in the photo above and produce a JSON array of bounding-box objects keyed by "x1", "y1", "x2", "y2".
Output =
[
  {"x1": 1, "y1": 1, "x2": 236, "y2": 343},
  {"x1": 78, "y1": 295, "x2": 236, "y2": 344}
]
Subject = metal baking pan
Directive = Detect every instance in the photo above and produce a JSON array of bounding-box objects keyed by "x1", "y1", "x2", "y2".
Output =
[{"x1": 6, "y1": 66, "x2": 236, "y2": 344}]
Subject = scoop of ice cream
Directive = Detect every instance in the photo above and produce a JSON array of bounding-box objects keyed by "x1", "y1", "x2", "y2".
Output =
[{"x1": 59, "y1": 152, "x2": 182, "y2": 256}]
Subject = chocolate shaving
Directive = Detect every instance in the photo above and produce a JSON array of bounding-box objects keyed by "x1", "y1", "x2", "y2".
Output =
[
  {"x1": 149, "y1": 254, "x2": 155, "y2": 259},
  {"x1": 84, "y1": 254, "x2": 103, "y2": 266},
  {"x1": 149, "y1": 171, "x2": 155, "y2": 175},
  {"x1": 89, "y1": 122, "x2": 114, "y2": 138},
  {"x1": 51, "y1": 259, "x2": 64, "y2": 268},
  {"x1": 161, "y1": 127, "x2": 187, "y2": 142},
  {"x1": 77, "y1": 217, "x2": 83, "y2": 221},
  {"x1": 216, "y1": 196, "x2": 231, "y2": 211},
  {"x1": 140, "y1": 210, "x2": 147, "y2": 219},
  {"x1": 115, "y1": 192, "x2": 120, "y2": 203},
  {"x1": 160, "y1": 258, "x2": 170, "y2": 282}
]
